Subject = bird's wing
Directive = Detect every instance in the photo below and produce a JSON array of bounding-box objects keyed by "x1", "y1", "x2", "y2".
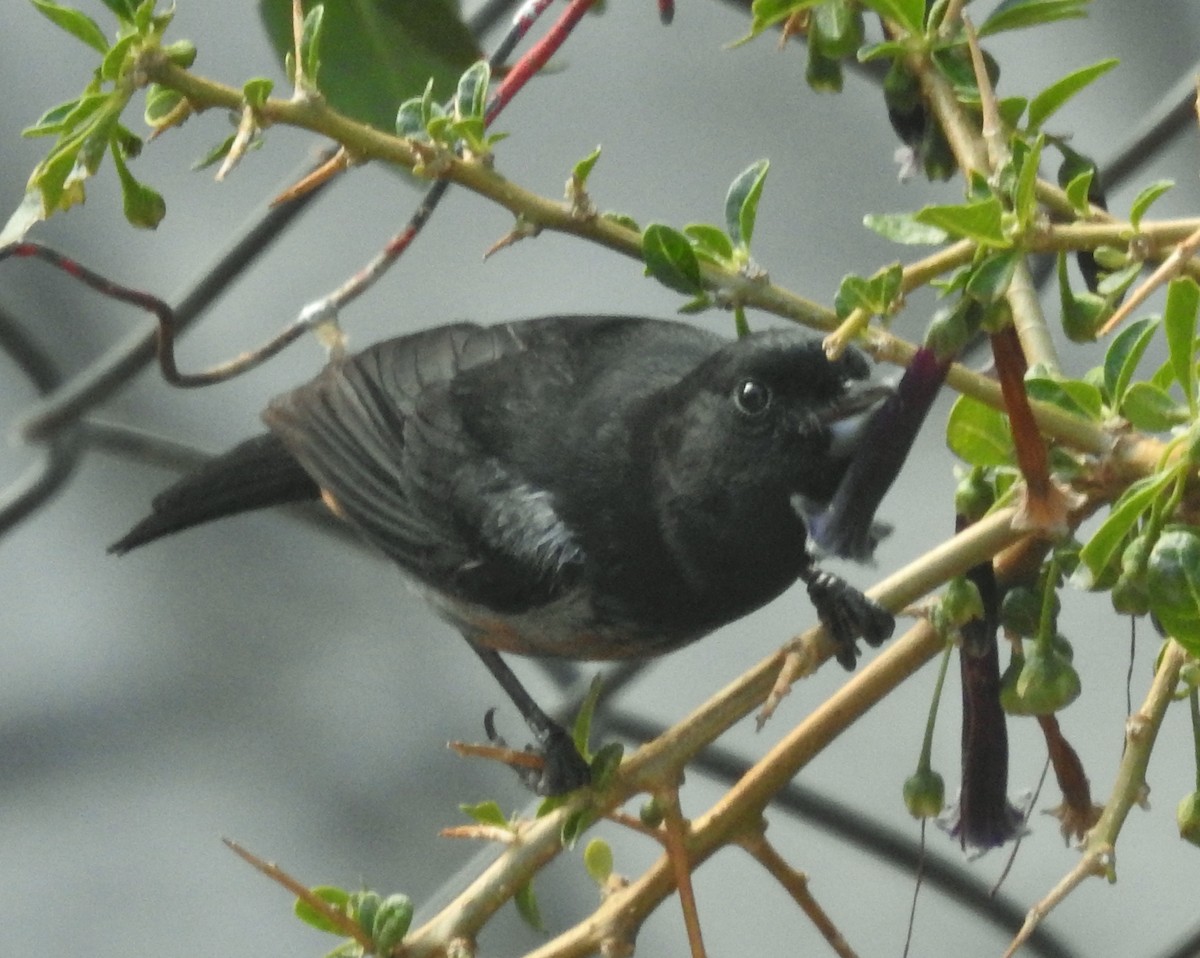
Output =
[{"x1": 263, "y1": 322, "x2": 583, "y2": 612}]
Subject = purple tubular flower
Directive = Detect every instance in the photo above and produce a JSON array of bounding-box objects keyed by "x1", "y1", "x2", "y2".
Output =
[
  {"x1": 951, "y1": 552, "x2": 1024, "y2": 851},
  {"x1": 807, "y1": 346, "x2": 950, "y2": 561}
]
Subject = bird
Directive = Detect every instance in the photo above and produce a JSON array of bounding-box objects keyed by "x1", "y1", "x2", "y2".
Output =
[{"x1": 111, "y1": 315, "x2": 895, "y2": 794}]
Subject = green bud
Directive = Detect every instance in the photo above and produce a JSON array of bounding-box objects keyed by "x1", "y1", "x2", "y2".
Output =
[
  {"x1": 1000, "y1": 586, "x2": 1041, "y2": 637},
  {"x1": 372, "y1": 894, "x2": 414, "y2": 954},
  {"x1": 941, "y1": 576, "x2": 985, "y2": 629},
  {"x1": 639, "y1": 797, "x2": 664, "y2": 828},
  {"x1": 1111, "y1": 573, "x2": 1150, "y2": 616},
  {"x1": 810, "y1": 0, "x2": 864, "y2": 60},
  {"x1": 806, "y1": 47, "x2": 844, "y2": 93},
  {"x1": 353, "y1": 891, "x2": 381, "y2": 937},
  {"x1": 1062, "y1": 291, "x2": 1108, "y2": 343},
  {"x1": 903, "y1": 767, "x2": 946, "y2": 819},
  {"x1": 999, "y1": 648, "x2": 1028, "y2": 715},
  {"x1": 163, "y1": 40, "x2": 197, "y2": 68},
  {"x1": 955, "y1": 467, "x2": 995, "y2": 522},
  {"x1": 1177, "y1": 792, "x2": 1200, "y2": 848},
  {"x1": 1013, "y1": 645, "x2": 1081, "y2": 714}
]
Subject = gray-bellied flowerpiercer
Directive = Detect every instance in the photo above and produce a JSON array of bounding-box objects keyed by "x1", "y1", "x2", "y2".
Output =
[{"x1": 112, "y1": 315, "x2": 895, "y2": 794}]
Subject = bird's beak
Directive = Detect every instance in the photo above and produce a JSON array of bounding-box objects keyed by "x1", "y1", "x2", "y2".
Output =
[{"x1": 822, "y1": 382, "x2": 894, "y2": 458}]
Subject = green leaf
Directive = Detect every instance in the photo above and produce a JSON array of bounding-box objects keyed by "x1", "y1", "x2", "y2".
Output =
[
  {"x1": 1121, "y1": 382, "x2": 1188, "y2": 432},
  {"x1": 1024, "y1": 376, "x2": 1103, "y2": 420},
  {"x1": 454, "y1": 60, "x2": 490, "y2": 119},
  {"x1": 30, "y1": 1, "x2": 109, "y2": 53},
  {"x1": 1075, "y1": 470, "x2": 1176, "y2": 588},
  {"x1": 966, "y1": 249, "x2": 1020, "y2": 304},
  {"x1": 1013, "y1": 135, "x2": 1043, "y2": 228},
  {"x1": 1129, "y1": 179, "x2": 1174, "y2": 231},
  {"x1": 99, "y1": 32, "x2": 136, "y2": 81},
  {"x1": 514, "y1": 882, "x2": 543, "y2": 932},
  {"x1": 859, "y1": 0, "x2": 925, "y2": 33},
  {"x1": 572, "y1": 146, "x2": 602, "y2": 187},
  {"x1": 24, "y1": 93, "x2": 108, "y2": 138},
  {"x1": 1147, "y1": 527, "x2": 1200, "y2": 654},
  {"x1": 1164, "y1": 277, "x2": 1198, "y2": 407},
  {"x1": 857, "y1": 39, "x2": 907, "y2": 62},
  {"x1": 110, "y1": 141, "x2": 165, "y2": 229},
  {"x1": 589, "y1": 741, "x2": 624, "y2": 790},
  {"x1": 192, "y1": 133, "x2": 237, "y2": 170},
  {"x1": 834, "y1": 274, "x2": 873, "y2": 319},
  {"x1": 1027, "y1": 59, "x2": 1119, "y2": 132},
  {"x1": 243, "y1": 77, "x2": 275, "y2": 110},
  {"x1": 299, "y1": 4, "x2": 325, "y2": 85},
  {"x1": 863, "y1": 212, "x2": 948, "y2": 245},
  {"x1": 144, "y1": 85, "x2": 184, "y2": 126},
  {"x1": 97, "y1": 0, "x2": 136, "y2": 20},
  {"x1": 583, "y1": 839, "x2": 614, "y2": 886},
  {"x1": 459, "y1": 800, "x2": 509, "y2": 829},
  {"x1": 294, "y1": 886, "x2": 351, "y2": 934},
  {"x1": 725, "y1": 159, "x2": 769, "y2": 250},
  {"x1": 946, "y1": 395, "x2": 1014, "y2": 467},
  {"x1": 643, "y1": 223, "x2": 704, "y2": 295},
  {"x1": 1103, "y1": 315, "x2": 1159, "y2": 407},
  {"x1": 572, "y1": 674, "x2": 604, "y2": 759},
  {"x1": 683, "y1": 223, "x2": 734, "y2": 264},
  {"x1": 810, "y1": 0, "x2": 864, "y2": 59},
  {"x1": 1063, "y1": 168, "x2": 1094, "y2": 214},
  {"x1": 914, "y1": 196, "x2": 1009, "y2": 247},
  {"x1": 259, "y1": 0, "x2": 481, "y2": 131},
  {"x1": 736, "y1": 0, "x2": 824, "y2": 44},
  {"x1": 978, "y1": 0, "x2": 1090, "y2": 37}
]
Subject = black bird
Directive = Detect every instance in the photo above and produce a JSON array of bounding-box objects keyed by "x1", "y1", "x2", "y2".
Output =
[{"x1": 112, "y1": 315, "x2": 895, "y2": 794}]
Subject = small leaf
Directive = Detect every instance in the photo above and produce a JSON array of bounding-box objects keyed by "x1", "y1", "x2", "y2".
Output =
[
  {"x1": 1075, "y1": 470, "x2": 1176, "y2": 588},
  {"x1": 946, "y1": 395, "x2": 1014, "y2": 467},
  {"x1": 978, "y1": 0, "x2": 1089, "y2": 37},
  {"x1": 300, "y1": 4, "x2": 325, "y2": 86},
  {"x1": 1147, "y1": 527, "x2": 1200, "y2": 655},
  {"x1": 31, "y1": 0, "x2": 109, "y2": 53},
  {"x1": 1129, "y1": 179, "x2": 1174, "y2": 230},
  {"x1": 1027, "y1": 59, "x2": 1119, "y2": 132},
  {"x1": 99, "y1": 32, "x2": 136, "y2": 81},
  {"x1": 914, "y1": 196, "x2": 1009, "y2": 246},
  {"x1": 1163, "y1": 277, "x2": 1198, "y2": 407},
  {"x1": 1012, "y1": 134, "x2": 1043, "y2": 228},
  {"x1": 294, "y1": 886, "x2": 351, "y2": 934},
  {"x1": 572, "y1": 146, "x2": 602, "y2": 187},
  {"x1": 459, "y1": 800, "x2": 509, "y2": 829},
  {"x1": 192, "y1": 132, "x2": 236, "y2": 170},
  {"x1": 863, "y1": 212, "x2": 948, "y2": 245},
  {"x1": 572, "y1": 673, "x2": 604, "y2": 759},
  {"x1": 243, "y1": 77, "x2": 275, "y2": 110},
  {"x1": 859, "y1": 0, "x2": 925, "y2": 33},
  {"x1": 683, "y1": 223, "x2": 734, "y2": 264},
  {"x1": 1103, "y1": 316, "x2": 1159, "y2": 407},
  {"x1": 454, "y1": 60, "x2": 491, "y2": 119},
  {"x1": 24, "y1": 93, "x2": 108, "y2": 138},
  {"x1": 144, "y1": 85, "x2": 184, "y2": 126},
  {"x1": 97, "y1": 0, "x2": 136, "y2": 20},
  {"x1": 583, "y1": 839, "x2": 614, "y2": 886},
  {"x1": 725, "y1": 159, "x2": 769, "y2": 250},
  {"x1": 1121, "y1": 382, "x2": 1188, "y2": 432},
  {"x1": 514, "y1": 882, "x2": 543, "y2": 932},
  {"x1": 737, "y1": 0, "x2": 824, "y2": 44},
  {"x1": 589, "y1": 741, "x2": 624, "y2": 790},
  {"x1": 1024, "y1": 376, "x2": 1103, "y2": 420},
  {"x1": 966, "y1": 249, "x2": 1020, "y2": 304},
  {"x1": 643, "y1": 223, "x2": 704, "y2": 295},
  {"x1": 834, "y1": 274, "x2": 873, "y2": 319}
]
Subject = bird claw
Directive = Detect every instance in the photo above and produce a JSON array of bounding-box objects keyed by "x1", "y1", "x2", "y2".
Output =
[
  {"x1": 803, "y1": 569, "x2": 895, "y2": 670},
  {"x1": 484, "y1": 709, "x2": 592, "y2": 797}
]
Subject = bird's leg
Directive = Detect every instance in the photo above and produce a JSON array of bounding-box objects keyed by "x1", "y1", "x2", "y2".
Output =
[
  {"x1": 467, "y1": 643, "x2": 592, "y2": 796},
  {"x1": 797, "y1": 560, "x2": 895, "y2": 670}
]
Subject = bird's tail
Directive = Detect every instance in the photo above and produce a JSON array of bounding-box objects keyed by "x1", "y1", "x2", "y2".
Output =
[{"x1": 109, "y1": 432, "x2": 320, "y2": 554}]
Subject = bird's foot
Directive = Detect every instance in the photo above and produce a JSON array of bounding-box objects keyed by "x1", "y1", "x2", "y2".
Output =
[
  {"x1": 803, "y1": 569, "x2": 895, "y2": 670},
  {"x1": 484, "y1": 710, "x2": 592, "y2": 797}
]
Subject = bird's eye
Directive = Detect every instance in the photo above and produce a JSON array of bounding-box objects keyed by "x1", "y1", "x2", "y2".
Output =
[{"x1": 733, "y1": 378, "x2": 771, "y2": 416}]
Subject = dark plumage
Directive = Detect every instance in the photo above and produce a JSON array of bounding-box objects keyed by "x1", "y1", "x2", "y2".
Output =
[{"x1": 113, "y1": 316, "x2": 894, "y2": 793}]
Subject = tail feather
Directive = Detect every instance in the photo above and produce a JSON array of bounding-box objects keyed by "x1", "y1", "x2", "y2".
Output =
[{"x1": 110, "y1": 432, "x2": 320, "y2": 554}]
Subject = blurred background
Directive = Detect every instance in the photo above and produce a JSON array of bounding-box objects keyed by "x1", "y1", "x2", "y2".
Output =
[{"x1": 2, "y1": 1, "x2": 1200, "y2": 955}]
